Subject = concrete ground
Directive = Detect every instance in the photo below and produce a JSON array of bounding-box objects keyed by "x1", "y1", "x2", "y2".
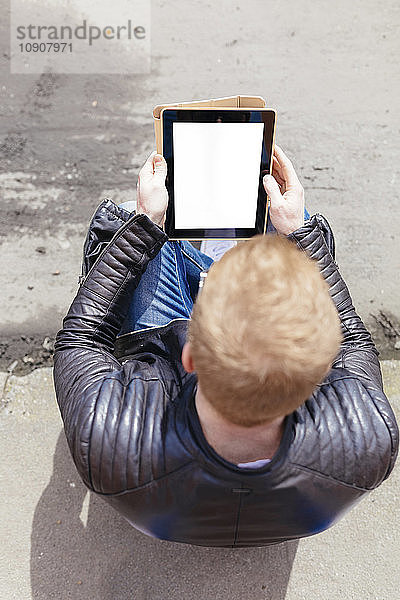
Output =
[{"x1": 0, "y1": 361, "x2": 399, "y2": 600}]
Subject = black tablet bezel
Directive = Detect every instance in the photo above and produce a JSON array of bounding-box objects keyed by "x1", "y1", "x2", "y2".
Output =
[{"x1": 161, "y1": 108, "x2": 276, "y2": 240}]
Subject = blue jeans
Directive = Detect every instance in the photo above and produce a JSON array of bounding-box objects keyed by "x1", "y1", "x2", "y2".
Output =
[{"x1": 117, "y1": 206, "x2": 310, "y2": 335}]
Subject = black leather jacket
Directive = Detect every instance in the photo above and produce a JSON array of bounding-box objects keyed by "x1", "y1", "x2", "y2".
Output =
[{"x1": 53, "y1": 199, "x2": 398, "y2": 547}]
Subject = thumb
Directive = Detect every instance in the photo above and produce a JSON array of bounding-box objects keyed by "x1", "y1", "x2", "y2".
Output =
[
  {"x1": 153, "y1": 154, "x2": 167, "y2": 180},
  {"x1": 138, "y1": 151, "x2": 157, "y2": 184},
  {"x1": 263, "y1": 174, "x2": 282, "y2": 204}
]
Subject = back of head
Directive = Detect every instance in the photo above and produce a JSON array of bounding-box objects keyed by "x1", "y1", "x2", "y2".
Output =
[{"x1": 188, "y1": 234, "x2": 342, "y2": 427}]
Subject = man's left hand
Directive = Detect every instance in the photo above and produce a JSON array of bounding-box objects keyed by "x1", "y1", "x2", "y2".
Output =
[{"x1": 137, "y1": 151, "x2": 168, "y2": 227}]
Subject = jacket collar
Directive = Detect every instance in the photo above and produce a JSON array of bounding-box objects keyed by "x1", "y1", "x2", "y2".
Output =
[{"x1": 174, "y1": 377, "x2": 297, "y2": 483}]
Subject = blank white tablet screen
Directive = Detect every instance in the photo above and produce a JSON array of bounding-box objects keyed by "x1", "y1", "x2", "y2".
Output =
[{"x1": 173, "y1": 122, "x2": 264, "y2": 229}]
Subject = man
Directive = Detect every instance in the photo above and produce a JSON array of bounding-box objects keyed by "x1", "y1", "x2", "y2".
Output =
[{"x1": 53, "y1": 145, "x2": 398, "y2": 547}]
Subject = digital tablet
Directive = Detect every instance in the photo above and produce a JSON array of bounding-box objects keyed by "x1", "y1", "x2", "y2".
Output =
[{"x1": 160, "y1": 107, "x2": 276, "y2": 240}]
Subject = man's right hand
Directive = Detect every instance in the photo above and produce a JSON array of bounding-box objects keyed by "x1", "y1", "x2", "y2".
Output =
[{"x1": 263, "y1": 145, "x2": 305, "y2": 235}]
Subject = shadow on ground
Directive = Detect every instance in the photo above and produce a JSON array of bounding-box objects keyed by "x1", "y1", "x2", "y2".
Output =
[{"x1": 30, "y1": 433, "x2": 298, "y2": 600}]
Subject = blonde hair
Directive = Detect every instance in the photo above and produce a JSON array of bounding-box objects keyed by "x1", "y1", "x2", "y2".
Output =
[{"x1": 188, "y1": 234, "x2": 342, "y2": 427}]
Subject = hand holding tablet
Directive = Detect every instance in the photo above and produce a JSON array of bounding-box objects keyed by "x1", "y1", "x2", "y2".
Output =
[
  {"x1": 263, "y1": 145, "x2": 305, "y2": 235},
  {"x1": 136, "y1": 151, "x2": 168, "y2": 227}
]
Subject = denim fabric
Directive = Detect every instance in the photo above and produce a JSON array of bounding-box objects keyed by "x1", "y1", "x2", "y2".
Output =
[{"x1": 118, "y1": 205, "x2": 310, "y2": 334}]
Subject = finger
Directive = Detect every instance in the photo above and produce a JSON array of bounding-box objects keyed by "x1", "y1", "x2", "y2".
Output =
[
  {"x1": 271, "y1": 167, "x2": 285, "y2": 190},
  {"x1": 153, "y1": 154, "x2": 167, "y2": 180},
  {"x1": 139, "y1": 151, "x2": 157, "y2": 178},
  {"x1": 272, "y1": 153, "x2": 282, "y2": 169},
  {"x1": 272, "y1": 173, "x2": 285, "y2": 190},
  {"x1": 266, "y1": 156, "x2": 283, "y2": 177},
  {"x1": 263, "y1": 174, "x2": 283, "y2": 205},
  {"x1": 272, "y1": 154, "x2": 283, "y2": 175},
  {"x1": 273, "y1": 145, "x2": 301, "y2": 188},
  {"x1": 271, "y1": 156, "x2": 285, "y2": 183},
  {"x1": 271, "y1": 163, "x2": 285, "y2": 187},
  {"x1": 146, "y1": 150, "x2": 157, "y2": 163}
]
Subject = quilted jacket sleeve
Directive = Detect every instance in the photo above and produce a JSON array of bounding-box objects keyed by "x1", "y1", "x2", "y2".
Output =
[
  {"x1": 53, "y1": 210, "x2": 168, "y2": 492},
  {"x1": 78, "y1": 199, "x2": 136, "y2": 283},
  {"x1": 289, "y1": 214, "x2": 399, "y2": 478}
]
